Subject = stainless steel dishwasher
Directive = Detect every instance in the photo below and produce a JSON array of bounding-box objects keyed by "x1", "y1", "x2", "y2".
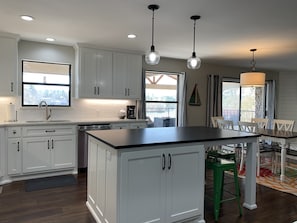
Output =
[{"x1": 78, "y1": 123, "x2": 111, "y2": 169}]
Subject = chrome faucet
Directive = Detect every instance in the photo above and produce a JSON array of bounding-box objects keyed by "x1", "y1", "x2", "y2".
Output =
[{"x1": 38, "y1": 100, "x2": 52, "y2": 120}]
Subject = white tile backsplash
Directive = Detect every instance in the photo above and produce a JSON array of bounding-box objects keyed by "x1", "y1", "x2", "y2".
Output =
[{"x1": 0, "y1": 97, "x2": 136, "y2": 122}]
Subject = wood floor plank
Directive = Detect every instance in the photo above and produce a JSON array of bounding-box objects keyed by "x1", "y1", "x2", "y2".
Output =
[{"x1": 1, "y1": 172, "x2": 297, "y2": 222}]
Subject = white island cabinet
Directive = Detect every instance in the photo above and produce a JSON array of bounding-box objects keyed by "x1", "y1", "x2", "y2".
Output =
[{"x1": 87, "y1": 134, "x2": 205, "y2": 223}]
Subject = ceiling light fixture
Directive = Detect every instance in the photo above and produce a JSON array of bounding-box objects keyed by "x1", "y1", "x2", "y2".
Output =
[
  {"x1": 128, "y1": 34, "x2": 136, "y2": 39},
  {"x1": 46, "y1": 37, "x2": 55, "y2": 42},
  {"x1": 145, "y1": 4, "x2": 160, "y2": 65},
  {"x1": 187, "y1": 15, "x2": 201, "y2": 69},
  {"x1": 240, "y1": 49, "x2": 266, "y2": 87},
  {"x1": 20, "y1": 15, "x2": 34, "y2": 21}
]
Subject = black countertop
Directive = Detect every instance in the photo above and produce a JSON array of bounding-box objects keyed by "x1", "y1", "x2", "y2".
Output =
[{"x1": 87, "y1": 126, "x2": 259, "y2": 149}]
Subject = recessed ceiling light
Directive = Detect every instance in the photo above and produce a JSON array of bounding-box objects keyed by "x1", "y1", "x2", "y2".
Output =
[
  {"x1": 128, "y1": 34, "x2": 136, "y2": 39},
  {"x1": 46, "y1": 37, "x2": 55, "y2": 42},
  {"x1": 20, "y1": 15, "x2": 34, "y2": 21}
]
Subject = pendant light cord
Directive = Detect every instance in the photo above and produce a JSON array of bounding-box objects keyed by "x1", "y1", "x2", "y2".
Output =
[
  {"x1": 250, "y1": 49, "x2": 256, "y2": 71},
  {"x1": 151, "y1": 9, "x2": 155, "y2": 47},
  {"x1": 193, "y1": 19, "x2": 196, "y2": 53}
]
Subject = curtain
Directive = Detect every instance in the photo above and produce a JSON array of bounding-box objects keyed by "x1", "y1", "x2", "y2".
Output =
[
  {"x1": 266, "y1": 80, "x2": 276, "y2": 129},
  {"x1": 137, "y1": 69, "x2": 146, "y2": 119},
  {"x1": 178, "y1": 72, "x2": 187, "y2": 126},
  {"x1": 206, "y1": 74, "x2": 222, "y2": 127}
]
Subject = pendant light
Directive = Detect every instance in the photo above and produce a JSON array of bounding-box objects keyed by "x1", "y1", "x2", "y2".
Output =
[
  {"x1": 145, "y1": 4, "x2": 160, "y2": 65},
  {"x1": 240, "y1": 49, "x2": 266, "y2": 87},
  {"x1": 187, "y1": 15, "x2": 201, "y2": 69}
]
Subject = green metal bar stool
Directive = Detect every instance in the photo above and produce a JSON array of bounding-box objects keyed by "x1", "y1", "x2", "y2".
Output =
[{"x1": 206, "y1": 151, "x2": 242, "y2": 222}]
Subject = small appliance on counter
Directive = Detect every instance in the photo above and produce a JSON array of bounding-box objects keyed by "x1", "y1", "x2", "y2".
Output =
[{"x1": 126, "y1": 105, "x2": 136, "y2": 119}]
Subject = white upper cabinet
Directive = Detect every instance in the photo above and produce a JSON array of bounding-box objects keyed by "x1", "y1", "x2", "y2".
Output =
[
  {"x1": 76, "y1": 45, "x2": 142, "y2": 99},
  {"x1": 113, "y1": 52, "x2": 142, "y2": 99},
  {"x1": 77, "y1": 47, "x2": 113, "y2": 98},
  {"x1": 0, "y1": 34, "x2": 18, "y2": 96}
]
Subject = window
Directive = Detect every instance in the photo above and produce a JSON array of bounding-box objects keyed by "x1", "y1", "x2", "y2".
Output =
[
  {"x1": 222, "y1": 79, "x2": 266, "y2": 123},
  {"x1": 145, "y1": 71, "x2": 179, "y2": 127},
  {"x1": 22, "y1": 60, "x2": 71, "y2": 107}
]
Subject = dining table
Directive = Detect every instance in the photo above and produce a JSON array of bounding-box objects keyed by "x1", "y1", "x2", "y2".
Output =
[{"x1": 257, "y1": 129, "x2": 297, "y2": 181}]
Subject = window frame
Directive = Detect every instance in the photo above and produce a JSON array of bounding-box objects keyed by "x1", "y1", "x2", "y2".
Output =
[
  {"x1": 144, "y1": 70, "x2": 180, "y2": 127},
  {"x1": 21, "y1": 60, "x2": 72, "y2": 107}
]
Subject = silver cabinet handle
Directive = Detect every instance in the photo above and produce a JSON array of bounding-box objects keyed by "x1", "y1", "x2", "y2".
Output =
[
  {"x1": 45, "y1": 130, "x2": 56, "y2": 133},
  {"x1": 10, "y1": 82, "x2": 14, "y2": 92},
  {"x1": 17, "y1": 141, "x2": 20, "y2": 152},
  {"x1": 52, "y1": 139, "x2": 54, "y2": 149},
  {"x1": 94, "y1": 86, "x2": 96, "y2": 95},
  {"x1": 48, "y1": 140, "x2": 50, "y2": 149},
  {"x1": 97, "y1": 86, "x2": 100, "y2": 95}
]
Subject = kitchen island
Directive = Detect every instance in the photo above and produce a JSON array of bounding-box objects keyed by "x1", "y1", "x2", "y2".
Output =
[{"x1": 86, "y1": 126, "x2": 259, "y2": 223}]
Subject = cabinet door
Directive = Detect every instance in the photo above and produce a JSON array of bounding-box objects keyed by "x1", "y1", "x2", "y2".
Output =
[
  {"x1": 0, "y1": 35, "x2": 17, "y2": 96},
  {"x1": 51, "y1": 135, "x2": 75, "y2": 169},
  {"x1": 113, "y1": 52, "x2": 142, "y2": 99},
  {"x1": 120, "y1": 149, "x2": 165, "y2": 223},
  {"x1": 22, "y1": 137, "x2": 51, "y2": 173},
  {"x1": 79, "y1": 47, "x2": 113, "y2": 98},
  {"x1": 166, "y1": 145, "x2": 205, "y2": 222},
  {"x1": 7, "y1": 138, "x2": 22, "y2": 175}
]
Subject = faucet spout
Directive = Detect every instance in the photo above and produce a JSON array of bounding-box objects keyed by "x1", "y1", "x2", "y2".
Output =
[{"x1": 38, "y1": 100, "x2": 52, "y2": 120}]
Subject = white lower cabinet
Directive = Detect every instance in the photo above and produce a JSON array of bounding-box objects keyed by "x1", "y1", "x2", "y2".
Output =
[
  {"x1": 7, "y1": 125, "x2": 76, "y2": 176},
  {"x1": 7, "y1": 138, "x2": 22, "y2": 175},
  {"x1": 22, "y1": 135, "x2": 75, "y2": 173},
  {"x1": 7, "y1": 127, "x2": 22, "y2": 175},
  {"x1": 87, "y1": 136, "x2": 205, "y2": 223}
]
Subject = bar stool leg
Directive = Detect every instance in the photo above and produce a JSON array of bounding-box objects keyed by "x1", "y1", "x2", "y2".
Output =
[
  {"x1": 213, "y1": 167, "x2": 223, "y2": 222},
  {"x1": 233, "y1": 165, "x2": 242, "y2": 216}
]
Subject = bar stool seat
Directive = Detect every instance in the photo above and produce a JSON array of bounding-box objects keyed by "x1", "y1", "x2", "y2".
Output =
[{"x1": 206, "y1": 151, "x2": 242, "y2": 222}]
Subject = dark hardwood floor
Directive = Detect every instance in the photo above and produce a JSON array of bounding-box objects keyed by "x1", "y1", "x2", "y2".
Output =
[{"x1": 1, "y1": 172, "x2": 297, "y2": 223}]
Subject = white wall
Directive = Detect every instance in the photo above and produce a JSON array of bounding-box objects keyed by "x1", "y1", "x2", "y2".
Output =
[
  {"x1": 0, "y1": 40, "x2": 135, "y2": 122},
  {"x1": 277, "y1": 71, "x2": 297, "y2": 130},
  {"x1": 143, "y1": 57, "x2": 279, "y2": 126}
]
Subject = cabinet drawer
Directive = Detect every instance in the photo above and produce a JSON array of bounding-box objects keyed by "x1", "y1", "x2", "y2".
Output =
[
  {"x1": 7, "y1": 127, "x2": 22, "y2": 138},
  {"x1": 22, "y1": 125, "x2": 75, "y2": 137}
]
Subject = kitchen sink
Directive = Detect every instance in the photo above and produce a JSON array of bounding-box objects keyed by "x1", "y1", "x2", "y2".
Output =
[
  {"x1": 47, "y1": 120, "x2": 70, "y2": 122},
  {"x1": 26, "y1": 120, "x2": 70, "y2": 123}
]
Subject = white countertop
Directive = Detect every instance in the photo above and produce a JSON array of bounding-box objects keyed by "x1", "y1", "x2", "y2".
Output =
[{"x1": 0, "y1": 118, "x2": 148, "y2": 127}]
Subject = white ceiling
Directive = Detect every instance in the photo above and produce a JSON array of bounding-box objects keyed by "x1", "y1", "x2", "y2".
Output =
[{"x1": 1, "y1": 0, "x2": 297, "y2": 72}]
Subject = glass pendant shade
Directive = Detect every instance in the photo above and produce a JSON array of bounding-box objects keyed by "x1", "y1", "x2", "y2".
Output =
[
  {"x1": 187, "y1": 15, "x2": 201, "y2": 70},
  {"x1": 240, "y1": 72, "x2": 266, "y2": 87},
  {"x1": 146, "y1": 4, "x2": 160, "y2": 65},
  {"x1": 187, "y1": 52, "x2": 201, "y2": 69},
  {"x1": 145, "y1": 45, "x2": 160, "y2": 65}
]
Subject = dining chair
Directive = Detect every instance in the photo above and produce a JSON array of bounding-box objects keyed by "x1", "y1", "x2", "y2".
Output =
[
  {"x1": 238, "y1": 121, "x2": 258, "y2": 173},
  {"x1": 211, "y1": 116, "x2": 224, "y2": 128},
  {"x1": 216, "y1": 119, "x2": 238, "y2": 155},
  {"x1": 272, "y1": 119, "x2": 295, "y2": 173},
  {"x1": 251, "y1": 118, "x2": 274, "y2": 175},
  {"x1": 272, "y1": 119, "x2": 295, "y2": 131},
  {"x1": 251, "y1": 118, "x2": 268, "y2": 129}
]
